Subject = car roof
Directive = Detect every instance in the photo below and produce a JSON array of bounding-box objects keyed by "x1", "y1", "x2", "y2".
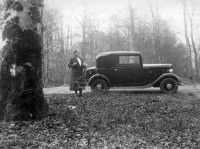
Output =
[{"x1": 96, "y1": 51, "x2": 141, "y2": 59}]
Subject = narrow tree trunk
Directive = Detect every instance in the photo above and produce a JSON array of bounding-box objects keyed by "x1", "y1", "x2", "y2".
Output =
[
  {"x1": 81, "y1": 5, "x2": 87, "y2": 59},
  {"x1": 59, "y1": 12, "x2": 65, "y2": 85},
  {"x1": 150, "y1": 5, "x2": 161, "y2": 63},
  {"x1": 190, "y1": 16, "x2": 199, "y2": 79},
  {"x1": 183, "y1": 0, "x2": 193, "y2": 78},
  {"x1": 128, "y1": 0, "x2": 135, "y2": 51},
  {"x1": 0, "y1": 0, "x2": 48, "y2": 121},
  {"x1": 46, "y1": 44, "x2": 50, "y2": 86},
  {"x1": 64, "y1": 27, "x2": 70, "y2": 85}
]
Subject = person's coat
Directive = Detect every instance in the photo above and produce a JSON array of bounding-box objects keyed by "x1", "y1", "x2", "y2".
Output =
[{"x1": 68, "y1": 56, "x2": 86, "y2": 90}]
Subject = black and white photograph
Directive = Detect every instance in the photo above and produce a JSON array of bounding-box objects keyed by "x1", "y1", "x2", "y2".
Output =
[{"x1": 0, "y1": 0, "x2": 200, "y2": 148}]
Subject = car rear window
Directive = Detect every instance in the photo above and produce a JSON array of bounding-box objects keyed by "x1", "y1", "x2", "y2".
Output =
[{"x1": 119, "y1": 56, "x2": 140, "y2": 65}]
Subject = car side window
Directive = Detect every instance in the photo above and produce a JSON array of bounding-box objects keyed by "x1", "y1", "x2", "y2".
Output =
[{"x1": 119, "y1": 56, "x2": 140, "y2": 65}]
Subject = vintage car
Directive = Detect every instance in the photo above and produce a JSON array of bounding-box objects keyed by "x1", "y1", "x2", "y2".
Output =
[{"x1": 85, "y1": 51, "x2": 182, "y2": 94}]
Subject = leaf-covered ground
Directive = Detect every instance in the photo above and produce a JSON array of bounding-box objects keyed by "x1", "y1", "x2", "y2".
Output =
[{"x1": 1, "y1": 91, "x2": 200, "y2": 148}]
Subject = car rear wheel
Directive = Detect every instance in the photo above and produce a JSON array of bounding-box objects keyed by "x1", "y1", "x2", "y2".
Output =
[
  {"x1": 160, "y1": 78, "x2": 178, "y2": 94},
  {"x1": 91, "y1": 79, "x2": 108, "y2": 92}
]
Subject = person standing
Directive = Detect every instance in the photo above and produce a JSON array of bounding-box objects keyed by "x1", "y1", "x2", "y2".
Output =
[{"x1": 68, "y1": 50, "x2": 87, "y2": 97}]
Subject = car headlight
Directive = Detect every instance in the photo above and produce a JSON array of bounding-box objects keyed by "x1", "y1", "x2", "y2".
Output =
[{"x1": 167, "y1": 69, "x2": 173, "y2": 73}]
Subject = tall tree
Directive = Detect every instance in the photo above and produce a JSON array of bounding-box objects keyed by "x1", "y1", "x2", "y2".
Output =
[
  {"x1": 128, "y1": 0, "x2": 136, "y2": 51},
  {"x1": 183, "y1": 0, "x2": 193, "y2": 78},
  {"x1": 72, "y1": 6, "x2": 87, "y2": 59},
  {"x1": 189, "y1": 14, "x2": 199, "y2": 79},
  {"x1": 0, "y1": 0, "x2": 48, "y2": 121},
  {"x1": 150, "y1": 2, "x2": 162, "y2": 63},
  {"x1": 187, "y1": 4, "x2": 199, "y2": 80}
]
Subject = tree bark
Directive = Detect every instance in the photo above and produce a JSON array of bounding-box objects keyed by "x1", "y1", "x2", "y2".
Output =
[{"x1": 0, "y1": 0, "x2": 48, "y2": 121}]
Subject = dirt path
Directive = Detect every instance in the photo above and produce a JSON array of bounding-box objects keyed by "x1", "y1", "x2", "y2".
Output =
[{"x1": 43, "y1": 85, "x2": 200, "y2": 98}]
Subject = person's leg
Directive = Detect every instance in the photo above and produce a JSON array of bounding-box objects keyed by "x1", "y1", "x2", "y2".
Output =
[
  {"x1": 75, "y1": 90, "x2": 78, "y2": 96},
  {"x1": 79, "y1": 89, "x2": 82, "y2": 97}
]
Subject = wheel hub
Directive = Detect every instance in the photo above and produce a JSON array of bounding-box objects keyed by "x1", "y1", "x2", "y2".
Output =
[
  {"x1": 96, "y1": 83, "x2": 102, "y2": 90},
  {"x1": 166, "y1": 83, "x2": 173, "y2": 89}
]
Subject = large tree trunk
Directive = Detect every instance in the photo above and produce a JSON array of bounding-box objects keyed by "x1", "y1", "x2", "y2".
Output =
[{"x1": 0, "y1": 0, "x2": 48, "y2": 121}]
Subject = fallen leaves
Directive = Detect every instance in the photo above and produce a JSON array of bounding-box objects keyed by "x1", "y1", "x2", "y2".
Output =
[{"x1": 0, "y1": 91, "x2": 200, "y2": 148}]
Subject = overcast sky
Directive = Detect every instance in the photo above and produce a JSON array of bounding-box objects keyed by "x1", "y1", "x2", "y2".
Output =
[{"x1": 0, "y1": 0, "x2": 199, "y2": 44}]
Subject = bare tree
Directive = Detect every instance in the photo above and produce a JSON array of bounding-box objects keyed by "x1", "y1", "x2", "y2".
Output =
[
  {"x1": 183, "y1": 0, "x2": 192, "y2": 78},
  {"x1": 0, "y1": 0, "x2": 48, "y2": 121},
  {"x1": 149, "y1": 2, "x2": 162, "y2": 63},
  {"x1": 188, "y1": 4, "x2": 199, "y2": 80},
  {"x1": 72, "y1": 4, "x2": 88, "y2": 59},
  {"x1": 128, "y1": 0, "x2": 136, "y2": 51},
  {"x1": 183, "y1": 0, "x2": 199, "y2": 80}
]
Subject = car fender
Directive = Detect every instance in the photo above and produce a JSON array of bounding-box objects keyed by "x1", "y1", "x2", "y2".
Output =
[
  {"x1": 88, "y1": 74, "x2": 111, "y2": 86},
  {"x1": 152, "y1": 73, "x2": 182, "y2": 86}
]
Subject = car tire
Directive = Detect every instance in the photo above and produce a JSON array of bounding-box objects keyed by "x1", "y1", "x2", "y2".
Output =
[
  {"x1": 160, "y1": 78, "x2": 178, "y2": 94},
  {"x1": 91, "y1": 79, "x2": 108, "y2": 92}
]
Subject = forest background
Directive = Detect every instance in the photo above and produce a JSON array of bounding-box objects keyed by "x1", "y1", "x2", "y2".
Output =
[{"x1": 0, "y1": 0, "x2": 199, "y2": 87}]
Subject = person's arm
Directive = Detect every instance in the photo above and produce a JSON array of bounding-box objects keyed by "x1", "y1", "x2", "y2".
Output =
[
  {"x1": 82, "y1": 62, "x2": 87, "y2": 68},
  {"x1": 68, "y1": 58, "x2": 74, "y2": 68},
  {"x1": 81, "y1": 58, "x2": 87, "y2": 68},
  {"x1": 69, "y1": 58, "x2": 78, "y2": 68}
]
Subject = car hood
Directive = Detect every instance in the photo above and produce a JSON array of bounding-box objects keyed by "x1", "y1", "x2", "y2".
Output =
[{"x1": 143, "y1": 64, "x2": 172, "y2": 69}]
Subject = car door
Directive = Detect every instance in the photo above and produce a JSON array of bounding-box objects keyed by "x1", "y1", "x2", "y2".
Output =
[
  {"x1": 130, "y1": 66, "x2": 149, "y2": 86},
  {"x1": 112, "y1": 64, "x2": 132, "y2": 85},
  {"x1": 113, "y1": 55, "x2": 148, "y2": 86}
]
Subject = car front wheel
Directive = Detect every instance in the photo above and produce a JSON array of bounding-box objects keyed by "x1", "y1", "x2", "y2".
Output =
[
  {"x1": 91, "y1": 79, "x2": 108, "y2": 92},
  {"x1": 160, "y1": 78, "x2": 178, "y2": 94}
]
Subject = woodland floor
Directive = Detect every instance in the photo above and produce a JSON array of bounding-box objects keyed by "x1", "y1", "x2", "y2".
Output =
[{"x1": 1, "y1": 91, "x2": 200, "y2": 148}]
